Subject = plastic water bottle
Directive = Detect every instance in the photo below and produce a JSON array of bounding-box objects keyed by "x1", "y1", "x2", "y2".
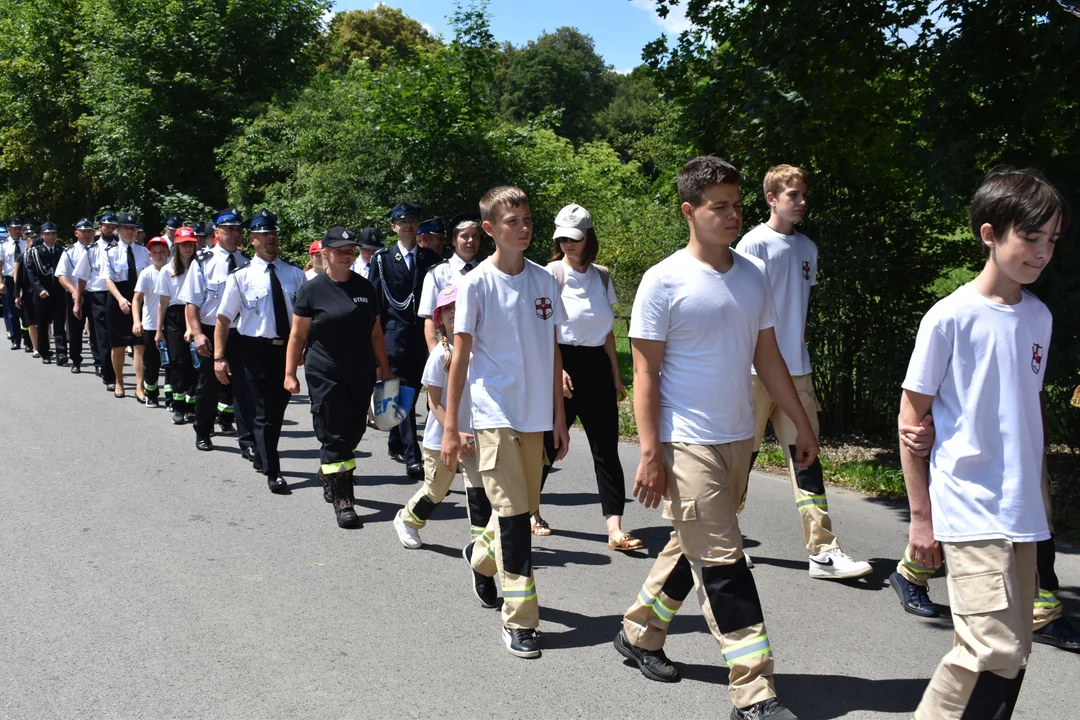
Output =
[
  {"x1": 158, "y1": 340, "x2": 171, "y2": 366},
  {"x1": 189, "y1": 341, "x2": 201, "y2": 369}
]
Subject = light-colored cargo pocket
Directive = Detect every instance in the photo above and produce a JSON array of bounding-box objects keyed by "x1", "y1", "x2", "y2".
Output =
[
  {"x1": 478, "y1": 441, "x2": 498, "y2": 472},
  {"x1": 948, "y1": 571, "x2": 1008, "y2": 615}
]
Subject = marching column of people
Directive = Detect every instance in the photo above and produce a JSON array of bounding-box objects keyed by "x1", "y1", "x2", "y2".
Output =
[{"x1": 7, "y1": 156, "x2": 1080, "y2": 720}]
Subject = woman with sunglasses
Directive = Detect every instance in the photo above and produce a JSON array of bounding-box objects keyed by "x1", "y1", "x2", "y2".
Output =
[{"x1": 537, "y1": 204, "x2": 642, "y2": 552}]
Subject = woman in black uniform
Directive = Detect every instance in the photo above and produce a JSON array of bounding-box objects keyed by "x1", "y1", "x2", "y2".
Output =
[{"x1": 285, "y1": 226, "x2": 393, "y2": 529}]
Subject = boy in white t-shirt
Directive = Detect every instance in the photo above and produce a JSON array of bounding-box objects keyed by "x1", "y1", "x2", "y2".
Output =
[
  {"x1": 442, "y1": 186, "x2": 569, "y2": 660},
  {"x1": 899, "y1": 166, "x2": 1068, "y2": 718},
  {"x1": 615, "y1": 157, "x2": 817, "y2": 720},
  {"x1": 736, "y1": 165, "x2": 871, "y2": 579}
]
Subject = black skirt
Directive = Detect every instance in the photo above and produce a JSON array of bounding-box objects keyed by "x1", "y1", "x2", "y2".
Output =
[{"x1": 105, "y1": 283, "x2": 137, "y2": 348}]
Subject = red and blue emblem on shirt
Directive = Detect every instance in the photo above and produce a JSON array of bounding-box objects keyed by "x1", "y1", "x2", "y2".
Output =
[{"x1": 535, "y1": 296, "x2": 553, "y2": 320}]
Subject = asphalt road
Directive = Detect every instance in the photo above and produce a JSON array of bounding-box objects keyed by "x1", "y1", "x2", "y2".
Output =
[{"x1": 1, "y1": 347, "x2": 1077, "y2": 719}]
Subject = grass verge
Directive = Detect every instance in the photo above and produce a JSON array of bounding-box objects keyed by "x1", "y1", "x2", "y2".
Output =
[{"x1": 753, "y1": 441, "x2": 907, "y2": 498}]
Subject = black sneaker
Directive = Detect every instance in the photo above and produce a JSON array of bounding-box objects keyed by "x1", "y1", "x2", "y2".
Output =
[
  {"x1": 172, "y1": 410, "x2": 186, "y2": 425},
  {"x1": 890, "y1": 571, "x2": 939, "y2": 618},
  {"x1": 146, "y1": 397, "x2": 159, "y2": 408},
  {"x1": 1033, "y1": 617, "x2": 1080, "y2": 653},
  {"x1": 56, "y1": 356, "x2": 68, "y2": 367},
  {"x1": 70, "y1": 365, "x2": 81, "y2": 374},
  {"x1": 184, "y1": 411, "x2": 196, "y2": 423},
  {"x1": 41, "y1": 356, "x2": 52, "y2": 364},
  {"x1": 218, "y1": 417, "x2": 235, "y2": 435},
  {"x1": 462, "y1": 543, "x2": 499, "y2": 608},
  {"x1": 614, "y1": 629, "x2": 680, "y2": 682},
  {"x1": 502, "y1": 626, "x2": 540, "y2": 659},
  {"x1": 731, "y1": 699, "x2": 797, "y2": 720}
]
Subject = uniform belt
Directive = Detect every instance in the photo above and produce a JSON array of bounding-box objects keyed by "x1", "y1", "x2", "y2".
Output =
[{"x1": 245, "y1": 336, "x2": 286, "y2": 346}]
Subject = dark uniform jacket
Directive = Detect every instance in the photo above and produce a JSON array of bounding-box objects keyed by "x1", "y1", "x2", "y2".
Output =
[
  {"x1": 367, "y1": 243, "x2": 441, "y2": 359},
  {"x1": 25, "y1": 243, "x2": 64, "y2": 297}
]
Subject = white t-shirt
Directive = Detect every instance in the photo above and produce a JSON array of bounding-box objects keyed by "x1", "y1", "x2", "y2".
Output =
[
  {"x1": 548, "y1": 262, "x2": 617, "y2": 347},
  {"x1": 305, "y1": 268, "x2": 318, "y2": 281},
  {"x1": 902, "y1": 284, "x2": 1052, "y2": 544},
  {"x1": 134, "y1": 266, "x2": 163, "y2": 331},
  {"x1": 155, "y1": 267, "x2": 189, "y2": 306},
  {"x1": 737, "y1": 224, "x2": 817, "y2": 376},
  {"x1": 421, "y1": 342, "x2": 473, "y2": 451},
  {"x1": 455, "y1": 258, "x2": 566, "y2": 432},
  {"x1": 631, "y1": 248, "x2": 776, "y2": 444}
]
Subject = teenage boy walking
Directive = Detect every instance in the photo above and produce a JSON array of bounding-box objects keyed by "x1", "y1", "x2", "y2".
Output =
[
  {"x1": 737, "y1": 164, "x2": 871, "y2": 579},
  {"x1": 614, "y1": 156, "x2": 814, "y2": 720},
  {"x1": 442, "y1": 186, "x2": 570, "y2": 660},
  {"x1": 898, "y1": 166, "x2": 1068, "y2": 718}
]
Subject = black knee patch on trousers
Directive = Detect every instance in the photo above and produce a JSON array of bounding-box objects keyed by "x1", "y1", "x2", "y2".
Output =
[
  {"x1": 498, "y1": 513, "x2": 532, "y2": 576},
  {"x1": 961, "y1": 668, "x2": 1025, "y2": 720},
  {"x1": 700, "y1": 559, "x2": 764, "y2": 634},
  {"x1": 466, "y1": 487, "x2": 492, "y2": 527},
  {"x1": 1036, "y1": 537, "x2": 1058, "y2": 591},
  {"x1": 789, "y1": 445, "x2": 825, "y2": 494},
  {"x1": 660, "y1": 554, "x2": 695, "y2": 603},
  {"x1": 412, "y1": 495, "x2": 439, "y2": 523}
]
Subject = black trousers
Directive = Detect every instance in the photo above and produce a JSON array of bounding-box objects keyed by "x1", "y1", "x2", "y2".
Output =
[
  {"x1": 141, "y1": 331, "x2": 161, "y2": 397},
  {"x1": 2, "y1": 275, "x2": 18, "y2": 342},
  {"x1": 164, "y1": 306, "x2": 196, "y2": 404},
  {"x1": 387, "y1": 352, "x2": 424, "y2": 466},
  {"x1": 235, "y1": 336, "x2": 289, "y2": 477},
  {"x1": 225, "y1": 327, "x2": 253, "y2": 450},
  {"x1": 193, "y1": 323, "x2": 239, "y2": 438},
  {"x1": 307, "y1": 368, "x2": 376, "y2": 468},
  {"x1": 33, "y1": 292, "x2": 67, "y2": 360},
  {"x1": 86, "y1": 291, "x2": 113, "y2": 383},
  {"x1": 542, "y1": 343, "x2": 626, "y2": 517},
  {"x1": 65, "y1": 293, "x2": 89, "y2": 367}
]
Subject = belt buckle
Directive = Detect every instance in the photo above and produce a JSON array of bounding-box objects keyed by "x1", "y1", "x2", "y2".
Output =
[{"x1": 272, "y1": 338, "x2": 284, "y2": 346}]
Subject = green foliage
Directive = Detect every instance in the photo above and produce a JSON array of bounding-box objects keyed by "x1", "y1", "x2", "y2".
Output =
[
  {"x1": 323, "y1": 5, "x2": 441, "y2": 72},
  {"x1": 493, "y1": 27, "x2": 617, "y2": 143},
  {"x1": 754, "y1": 444, "x2": 907, "y2": 498}
]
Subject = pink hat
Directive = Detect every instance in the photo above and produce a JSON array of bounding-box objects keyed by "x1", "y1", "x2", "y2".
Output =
[{"x1": 433, "y1": 285, "x2": 458, "y2": 325}]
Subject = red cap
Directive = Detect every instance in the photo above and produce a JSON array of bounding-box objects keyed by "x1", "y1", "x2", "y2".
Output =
[
  {"x1": 174, "y1": 226, "x2": 197, "y2": 243},
  {"x1": 146, "y1": 236, "x2": 169, "y2": 250},
  {"x1": 308, "y1": 240, "x2": 323, "y2": 255}
]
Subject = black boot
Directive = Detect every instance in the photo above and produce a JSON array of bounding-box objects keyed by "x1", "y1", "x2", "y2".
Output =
[
  {"x1": 317, "y1": 469, "x2": 332, "y2": 503},
  {"x1": 332, "y1": 471, "x2": 361, "y2": 529}
]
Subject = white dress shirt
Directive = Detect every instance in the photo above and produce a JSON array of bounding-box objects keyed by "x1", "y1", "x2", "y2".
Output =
[
  {"x1": 176, "y1": 244, "x2": 250, "y2": 326},
  {"x1": 217, "y1": 255, "x2": 306, "y2": 339},
  {"x1": 418, "y1": 252, "x2": 476, "y2": 319}
]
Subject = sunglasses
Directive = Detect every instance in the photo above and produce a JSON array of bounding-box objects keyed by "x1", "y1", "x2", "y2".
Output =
[{"x1": 558, "y1": 235, "x2": 585, "y2": 243}]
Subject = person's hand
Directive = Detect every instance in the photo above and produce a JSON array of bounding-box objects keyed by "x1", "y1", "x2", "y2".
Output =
[
  {"x1": 284, "y1": 374, "x2": 300, "y2": 394},
  {"x1": 14, "y1": 296, "x2": 20, "y2": 309},
  {"x1": 119, "y1": 298, "x2": 131, "y2": 315},
  {"x1": 792, "y1": 423, "x2": 820, "y2": 467},
  {"x1": 214, "y1": 357, "x2": 230, "y2": 384},
  {"x1": 194, "y1": 333, "x2": 211, "y2": 358},
  {"x1": 614, "y1": 376, "x2": 627, "y2": 402},
  {"x1": 155, "y1": 330, "x2": 164, "y2": 344},
  {"x1": 561, "y1": 369, "x2": 574, "y2": 399},
  {"x1": 632, "y1": 453, "x2": 668, "y2": 509},
  {"x1": 132, "y1": 321, "x2": 142, "y2": 337},
  {"x1": 908, "y1": 517, "x2": 941, "y2": 570},
  {"x1": 73, "y1": 299, "x2": 82, "y2": 319},
  {"x1": 0, "y1": 283, "x2": 5, "y2": 295},
  {"x1": 552, "y1": 416, "x2": 570, "y2": 461},
  {"x1": 39, "y1": 290, "x2": 48, "y2": 299},
  {"x1": 459, "y1": 433, "x2": 475, "y2": 457},
  {"x1": 441, "y1": 428, "x2": 461, "y2": 470},
  {"x1": 900, "y1": 414, "x2": 935, "y2": 458},
  {"x1": 184, "y1": 328, "x2": 193, "y2": 342}
]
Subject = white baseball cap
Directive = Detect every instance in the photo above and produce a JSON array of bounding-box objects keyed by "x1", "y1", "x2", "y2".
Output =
[{"x1": 553, "y1": 203, "x2": 593, "y2": 241}]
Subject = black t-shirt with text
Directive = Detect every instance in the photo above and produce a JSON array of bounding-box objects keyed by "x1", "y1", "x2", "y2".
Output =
[{"x1": 293, "y1": 271, "x2": 381, "y2": 376}]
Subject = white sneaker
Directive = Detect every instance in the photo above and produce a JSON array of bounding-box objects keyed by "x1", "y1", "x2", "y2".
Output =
[
  {"x1": 393, "y1": 509, "x2": 423, "y2": 549},
  {"x1": 808, "y1": 548, "x2": 871, "y2": 580}
]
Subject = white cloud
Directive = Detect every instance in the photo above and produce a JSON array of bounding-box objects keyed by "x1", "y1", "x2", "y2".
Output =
[{"x1": 628, "y1": 0, "x2": 693, "y2": 35}]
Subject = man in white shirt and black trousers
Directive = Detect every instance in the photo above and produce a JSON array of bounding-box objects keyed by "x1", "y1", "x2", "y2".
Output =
[
  {"x1": 215, "y1": 209, "x2": 305, "y2": 495},
  {"x1": 56, "y1": 218, "x2": 97, "y2": 373},
  {"x1": 179, "y1": 208, "x2": 251, "y2": 453}
]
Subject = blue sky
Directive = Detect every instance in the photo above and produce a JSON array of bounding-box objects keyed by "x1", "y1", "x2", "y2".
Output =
[{"x1": 330, "y1": 0, "x2": 692, "y2": 72}]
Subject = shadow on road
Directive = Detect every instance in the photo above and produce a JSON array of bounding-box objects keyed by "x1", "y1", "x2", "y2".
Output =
[
  {"x1": 538, "y1": 606, "x2": 711, "y2": 650},
  {"x1": 776, "y1": 674, "x2": 927, "y2": 718}
]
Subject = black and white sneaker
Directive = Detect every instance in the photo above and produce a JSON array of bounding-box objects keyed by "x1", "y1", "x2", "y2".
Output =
[
  {"x1": 614, "y1": 629, "x2": 680, "y2": 682},
  {"x1": 502, "y1": 626, "x2": 540, "y2": 659},
  {"x1": 731, "y1": 698, "x2": 798, "y2": 720},
  {"x1": 462, "y1": 543, "x2": 499, "y2": 608}
]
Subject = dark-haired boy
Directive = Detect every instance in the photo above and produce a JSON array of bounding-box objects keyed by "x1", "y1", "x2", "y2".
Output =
[
  {"x1": 898, "y1": 166, "x2": 1068, "y2": 718},
  {"x1": 442, "y1": 186, "x2": 569, "y2": 659},
  {"x1": 615, "y1": 156, "x2": 814, "y2": 720}
]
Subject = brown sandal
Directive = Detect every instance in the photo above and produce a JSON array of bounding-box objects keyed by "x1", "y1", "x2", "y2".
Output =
[
  {"x1": 608, "y1": 533, "x2": 644, "y2": 552},
  {"x1": 531, "y1": 518, "x2": 552, "y2": 536}
]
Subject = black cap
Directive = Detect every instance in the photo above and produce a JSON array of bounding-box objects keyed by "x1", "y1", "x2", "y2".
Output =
[
  {"x1": 356, "y1": 227, "x2": 385, "y2": 250},
  {"x1": 212, "y1": 207, "x2": 244, "y2": 227},
  {"x1": 191, "y1": 222, "x2": 207, "y2": 237},
  {"x1": 164, "y1": 216, "x2": 181, "y2": 229},
  {"x1": 22, "y1": 223, "x2": 37, "y2": 235},
  {"x1": 99, "y1": 212, "x2": 118, "y2": 225},
  {"x1": 135, "y1": 222, "x2": 144, "y2": 231},
  {"x1": 448, "y1": 211, "x2": 482, "y2": 235},
  {"x1": 322, "y1": 226, "x2": 359, "y2": 248},
  {"x1": 74, "y1": 218, "x2": 95, "y2": 231},
  {"x1": 5, "y1": 216, "x2": 21, "y2": 227},
  {"x1": 417, "y1": 217, "x2": 446, "y2": 235},
  {"x1": 386, "y1": 201, "x2": 422, "y2": 220},
  {"x1": 247, "y1": 209, "x2": 278, "y2": 233},
  {"x1": 117, "y1": 212, "x2": 138, "y2": 227},
  {"x1": 40, "y1": 221, "x2": 58, "y2": 233}
]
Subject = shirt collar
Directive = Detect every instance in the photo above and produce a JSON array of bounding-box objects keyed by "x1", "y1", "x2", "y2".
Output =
[
  {"x1": 252, "y1": 254, "x2": 278, "y2": 271},
  {"x1": 395, "y1": 241, "x2": 416, "y2": 258},
  {"x1": 449, "y1": 253, "x2": 470, "y2": 273}
]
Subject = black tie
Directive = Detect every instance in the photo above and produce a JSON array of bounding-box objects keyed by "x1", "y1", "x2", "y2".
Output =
[
  {"x1": 267, "y1": 263, "x2": 290, "y2": 340},
  {"x1": 463, "y1": 262, "x2": 474, "y2": 274},
  {"x1": 227, "y1": 253, "x2": 237, "y2": 274},
  {"x1": 126, "y1": 244, "x2": 136, "y2": 283}
]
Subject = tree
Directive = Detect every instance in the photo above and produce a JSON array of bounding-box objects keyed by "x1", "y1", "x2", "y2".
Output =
[
  {"x1": 494, "y1": 27, "x2": 617, "y2": 143},
  {"x1": 324, "y1": 5, "x2": 441, "y2": 73},
  {"x1": 595, "y1": 66, "x2": 664, "y2": 160}
]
